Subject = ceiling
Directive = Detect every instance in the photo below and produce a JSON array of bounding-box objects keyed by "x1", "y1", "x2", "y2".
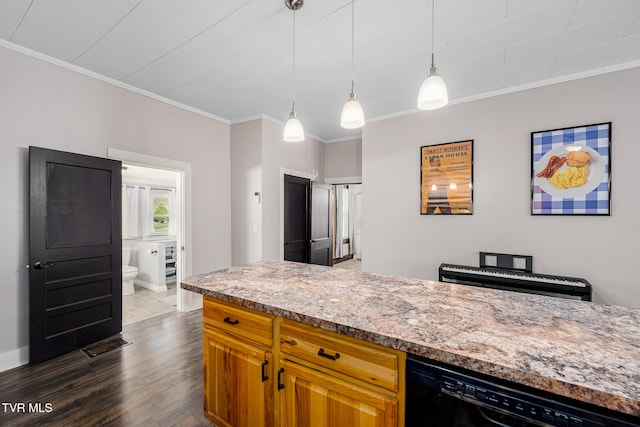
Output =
[{"x1": 1, "y1": 0, "x2": 640, "y2": 142}]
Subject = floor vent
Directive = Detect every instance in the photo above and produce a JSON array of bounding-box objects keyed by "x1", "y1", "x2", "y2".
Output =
[{"x1": 81, "y1": 336, "x2": 130, "y2": 358}]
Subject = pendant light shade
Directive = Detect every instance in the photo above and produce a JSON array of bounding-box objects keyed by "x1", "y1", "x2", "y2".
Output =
[
  {"x1": 284, "y1": 111, "x2": 305, "y2": 142},
  {"x1": 284, "y1": 0, "x2": 305, "y2": 142},
  {"x1": 417, "y1": 0, "x2": 448, "y2": 110},
  {"x1": 341, "y1": 0, "x2": 365, "y2": 129},
  {"x1": 417, "y1": 66, "x2": 448, "y2": 110},
  {"x1": 341, "y1": 92, "x2": 365, "y2": 129}
]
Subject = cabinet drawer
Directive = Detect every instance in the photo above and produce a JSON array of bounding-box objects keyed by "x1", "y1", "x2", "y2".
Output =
[
  {"x1": 279, "y1": 321, "x2": 400, "y2": 392},
  {"x1": 203, "y1": 297, "x2": 274, "y2": 347}
]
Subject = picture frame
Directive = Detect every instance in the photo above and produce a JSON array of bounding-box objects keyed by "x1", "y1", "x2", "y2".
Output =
[
  {"x1": 420, "y1": 140, "x2": 473, "y2": 215},
  {"x1": 531, "y1": 122, "x2": 611, "y2": 216}
]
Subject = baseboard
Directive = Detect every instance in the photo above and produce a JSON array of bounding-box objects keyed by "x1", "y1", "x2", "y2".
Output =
[
  {"x1": 0, "y1": 346, "x2": 28, "y2": 373},
  {"x1": 134, "y1": 279, "x2": 168, "y2": 293}
]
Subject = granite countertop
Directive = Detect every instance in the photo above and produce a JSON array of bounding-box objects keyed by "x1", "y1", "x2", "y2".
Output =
[{"x1": 181, "y1": 260, "x2": 640, "y2": 417}]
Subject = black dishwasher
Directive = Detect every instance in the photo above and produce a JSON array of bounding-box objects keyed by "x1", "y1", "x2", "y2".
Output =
[{"x1": 406, "y1": 354, "x2": 640, "y2": 427}]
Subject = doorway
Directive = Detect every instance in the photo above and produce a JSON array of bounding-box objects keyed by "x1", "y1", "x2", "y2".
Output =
[
  {"x1": 121, "y1": 164, "x2": 180, "y2": 326},
  {"x1": 283, "y1": 174, "x2": 310, "y2": 263},
  {"x1": 282, "y1": 173, "x2": 332, "y2": 266},
  {"x1": 108, "y1": 148, "x2": 197, "y2": 318},
  {"x1": 332, "y1": 183, "x2": 362, "y2": 270}
]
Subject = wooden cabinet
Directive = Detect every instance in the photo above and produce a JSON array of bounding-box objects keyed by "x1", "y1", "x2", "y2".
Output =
[
  {"x1": 202, "y1": 298, "x2": 275, "y2": 427},
  {"x1": 203, "y1": 329, "x2": 274, "y2": 427},
  {"x1": 202, "y1": 297, "x2": 405, "y2": 427},
  {"x1": 278, "y1": 320, "x2": 404, "y2": 427},
  {"x1": 278, "y1": 359, "x2": 399, "y2": 427}
]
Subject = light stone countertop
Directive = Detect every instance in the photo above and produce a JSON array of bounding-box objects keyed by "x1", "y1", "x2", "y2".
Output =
[{"x1": 181, "y1": 260, "x2": 640, "y2": 418}]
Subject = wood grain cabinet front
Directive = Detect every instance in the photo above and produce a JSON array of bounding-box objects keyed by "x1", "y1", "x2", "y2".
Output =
[
  {"x1": 278, "y1": 358, "x2": 399, "y2": 427},
  {"x1": 203, "y1": 328, "x2": 274, "y2": 427},
  {"x1": 280, "y1": 320, "x2": 401, "y2": 392},
  {"x1": 277, "y1": 320, "x2": 405, "y2": 427},
  {"x1": 201, "y1": 297, "x2": 404, "y2": 427},
  {"x1": 203, "y1": 298, "x2": 274, "y2": 347}
]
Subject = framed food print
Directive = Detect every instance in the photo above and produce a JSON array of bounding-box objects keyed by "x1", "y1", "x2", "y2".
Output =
[
  {"x1": 531, "y1": 122, "x2": 611, "y2": 215},
  {"x1": 421, "y1": 140, "x2": 473, "y2": 215}
]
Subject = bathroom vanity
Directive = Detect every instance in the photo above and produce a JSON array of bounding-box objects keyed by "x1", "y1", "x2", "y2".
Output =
[
  {"x1": 181, "y1": 261, "x2": 640, "y2": 427},
  {"x1": 133, "y1": 239, "x2": 176, "y2": 292}
]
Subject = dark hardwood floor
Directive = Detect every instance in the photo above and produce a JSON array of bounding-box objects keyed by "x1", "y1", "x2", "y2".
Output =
[{"x1": 0, "y1": 310, "x2": 213, "y2": 426}]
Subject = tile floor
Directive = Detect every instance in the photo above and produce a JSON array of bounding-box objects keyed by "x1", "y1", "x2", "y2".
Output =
[
  {"x1": 122, "y1": 281, "x2": 177, "y2": 326},
  {"x1": 333, "y1": 258, "x2": 362, "y2": 270}
]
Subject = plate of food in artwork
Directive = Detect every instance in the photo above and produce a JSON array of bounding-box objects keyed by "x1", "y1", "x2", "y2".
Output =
[{"x1": 534, "y1": 145, "x2": 605, "y2": 198}]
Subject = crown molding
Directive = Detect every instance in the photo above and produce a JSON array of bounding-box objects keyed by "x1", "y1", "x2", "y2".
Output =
[
  {"x1": 368, "y1": 60, "x2": 640, "y2": 125},
  {"x1": 0, "y1": 39, "x2": 230, "y2": 124}
]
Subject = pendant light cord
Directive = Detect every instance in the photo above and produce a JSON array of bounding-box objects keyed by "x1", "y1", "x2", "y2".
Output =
[
  {"x1": 431, "y1": 0, "x2": 435, "y2": 68},
  {"x1": 351, "y1": 0, "x2": 355, "y2": 94},
  {"x1": 291, "y1": 10, "x2": 297, "y2": 112}
]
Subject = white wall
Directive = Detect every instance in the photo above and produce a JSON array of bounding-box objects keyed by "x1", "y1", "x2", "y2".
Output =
[
  {"x1": 230, "y1": 118, "x2": 326, "y2": 264},
  {"x1": 230, "y1": 120, "x2": 263, "y2": 265},
  {"x1": 324, "y1": 138, "x2": 362, "y2": 180},
  {"x1": 0, "y1": 45, "x2": 231, "y2": 370},
  {"x1": 261, "y1": 119, "x2": 325, "y2": 261},
  {"x1": 363, "y1": 66, "x2": 640, "y2": 309}
]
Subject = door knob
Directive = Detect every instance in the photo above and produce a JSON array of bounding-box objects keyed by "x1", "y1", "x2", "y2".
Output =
[{"x1": 33, "y1": 261, "x2": 55, "y2": 270}]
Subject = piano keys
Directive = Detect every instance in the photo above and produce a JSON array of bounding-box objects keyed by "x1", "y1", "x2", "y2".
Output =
[{"x1": 438, "y1": 263, "x2": 592, "y2": 301}]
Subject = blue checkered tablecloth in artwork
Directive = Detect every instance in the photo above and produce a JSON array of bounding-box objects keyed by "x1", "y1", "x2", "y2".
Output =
[{"x1": 532, "y1": 123, "x2": 610, "y2": 215}]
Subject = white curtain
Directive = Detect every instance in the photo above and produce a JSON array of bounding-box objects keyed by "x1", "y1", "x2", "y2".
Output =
[
  {"x1": 139, "y1": 187, "x2": 152, "y2": 236},
  {"x1": 335, "y1": 186, "x2": 345, "y2": 259},
  {"x1": 348, "y1": 186, "x2": 356, "y2": 257},
  {"x1": 123, "y1": 186, "x2": 139, "y2": 238},
  {"x1": 335, "y1": 185, "x2": 355, "y2": 259},
  {"x1": 122, "y1": 186, "x2": 152, "y2": 238}
]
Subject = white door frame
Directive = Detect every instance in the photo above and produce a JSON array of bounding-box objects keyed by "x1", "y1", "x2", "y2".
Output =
[{"x1": 108, "y1": 148, "x2": 196, "y2": 312}]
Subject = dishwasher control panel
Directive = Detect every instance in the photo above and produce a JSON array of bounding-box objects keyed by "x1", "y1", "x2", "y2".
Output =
[
  {"x1": 406, "y1": 355, "x2": 639, "y2": 427},
  {"x1": 442, "y1": 375, "x2": 599, "y2": 426}
]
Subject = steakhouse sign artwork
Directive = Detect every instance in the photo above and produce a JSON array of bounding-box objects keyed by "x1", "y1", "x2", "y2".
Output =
[{"x1": 420, "y1": 140, "x2": 474, "y2": 215}]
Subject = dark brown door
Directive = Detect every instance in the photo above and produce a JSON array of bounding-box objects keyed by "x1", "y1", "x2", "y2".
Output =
[
  {"x1": 29, "y1": 147, "x2": 122, "y2": 364},
  {"x1": 283, "y1": 175, "x2": 310, "y2": 263},
  {"x1": 310, "y1": 183, "x2": 332, "y2": 266}
]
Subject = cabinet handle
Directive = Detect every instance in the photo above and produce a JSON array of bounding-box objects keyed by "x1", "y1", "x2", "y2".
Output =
[
  {"x1": 223, "y1": 317, "x2": 239, "y2": 325},
  {"x1": 317, "y1": 348, "x2": 340, "y2": 361},
  {"x1": 277, "y1": 368, "x2": 285, "y2": 390},
  {"x1": 261, "y1": 360, "x2": 269, "y2": 382}
]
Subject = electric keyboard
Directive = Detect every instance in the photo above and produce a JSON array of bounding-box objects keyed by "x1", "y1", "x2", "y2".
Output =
[{"x1": 439, "y1": 263, "x2": 592, "y2": 301}]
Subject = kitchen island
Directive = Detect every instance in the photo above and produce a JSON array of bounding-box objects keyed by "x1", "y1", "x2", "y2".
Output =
[{"x1": 181, "y1": 260, "x2": 640, "y2": 425}]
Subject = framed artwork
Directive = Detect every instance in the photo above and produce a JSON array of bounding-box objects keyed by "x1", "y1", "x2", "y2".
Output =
[
  {"x1": 420, "y1": 140, "x2": 473, "y2": 215},
  {"x1": 531, "y1": 122, "x2": 611, "y2": 215}
]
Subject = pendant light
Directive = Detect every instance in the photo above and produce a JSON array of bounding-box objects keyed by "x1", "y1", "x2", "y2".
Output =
[
  {"x1": 417, "y1": 0, "x2": 448, "y2": 110},
  {"x1": 340, "y1": 0, "x2": 365, "y2": 129},
  {"x1": 284, "y1": 0, "x2": 305, "y2": 142}
]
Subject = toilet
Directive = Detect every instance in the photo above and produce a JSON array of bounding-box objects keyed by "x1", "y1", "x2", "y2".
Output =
[{"x1": 122, "y1": 246, "x2": 138, "y2": 295}]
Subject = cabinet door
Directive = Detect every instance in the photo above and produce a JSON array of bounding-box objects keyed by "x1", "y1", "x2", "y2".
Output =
[
  {"x1": 203, "y1": 328, "x2": 274, "y2": 427},
  {"x1": 278, "y1": 359, "x2": 398, "y2": 427}
]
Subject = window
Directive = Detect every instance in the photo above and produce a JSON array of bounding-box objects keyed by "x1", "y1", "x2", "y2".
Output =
[{"x1": 152, "y1": 193, "x2": 171, "y2": 235}]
